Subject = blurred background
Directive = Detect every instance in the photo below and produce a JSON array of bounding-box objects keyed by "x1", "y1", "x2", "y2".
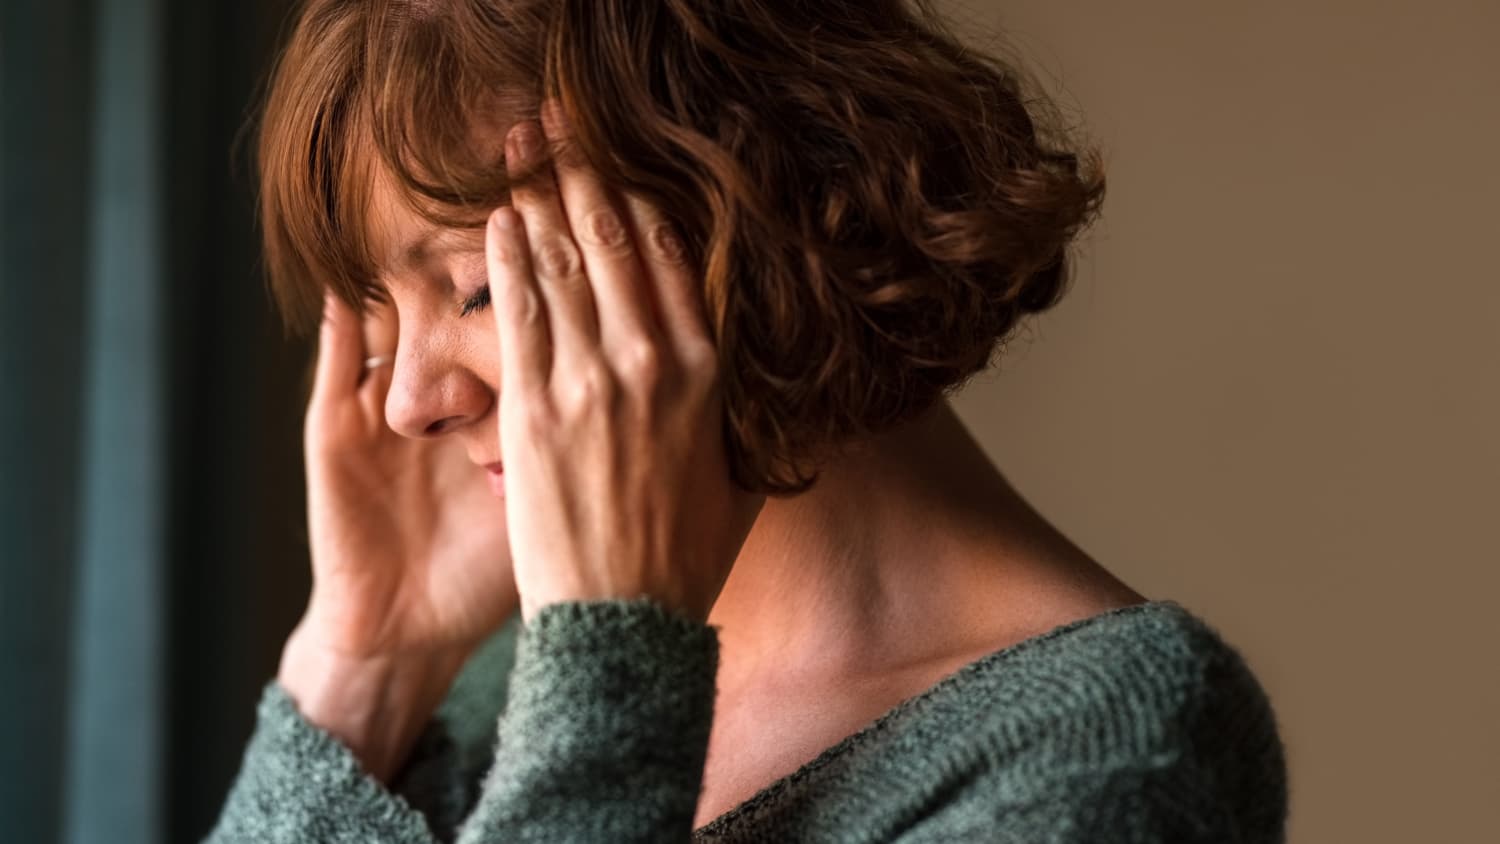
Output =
[{"x1": 1, "y1": 0, "x2": 1494, "y2": 842}]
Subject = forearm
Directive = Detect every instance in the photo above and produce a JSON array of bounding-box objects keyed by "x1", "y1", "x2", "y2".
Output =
[{"x1": 277, "y1": 621, "x2": 471, "y2": 783}]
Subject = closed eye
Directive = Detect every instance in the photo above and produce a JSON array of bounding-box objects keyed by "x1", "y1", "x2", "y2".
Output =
[{"x1": 459, "y1": 284, "x2": 491, "y2": 317}]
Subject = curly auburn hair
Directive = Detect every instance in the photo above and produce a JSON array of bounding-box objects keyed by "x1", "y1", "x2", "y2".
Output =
[{"x1": 256, "y1": 0, "x2": 1107, "y2": 496}]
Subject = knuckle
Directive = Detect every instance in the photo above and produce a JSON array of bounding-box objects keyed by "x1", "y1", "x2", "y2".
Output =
[
  {"x1": 563, "y1": 362, "x2": 615, "y2": 409},
  {"x1": 580, "y1": 206, "x2": 632, "y2": 252},
  {"x1": 618, "y1": 341, "x2": 662, "y2": 384},
  {"x1": 518, "y1": 400, "x2": 556, "y2": 436},
  {"x1": 507, "y1": 285, "x2": 541, "y2": 325},
  {"x1": 647, "y1": 221, "x2": 688, "y2": 266},
  {"x1": 679, "y1": 337, "x2": 718, "y2": 376},
  {"x1": 685, "y1": 369, "x2": 716, "y2": 403},
  {"x1": 534, "y1": 236, "x2": 581, "y2": 281}
]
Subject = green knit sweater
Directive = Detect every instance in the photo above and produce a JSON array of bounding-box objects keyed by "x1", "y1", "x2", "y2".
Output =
[{"x1": 203, "y1": 598, "x2": 1287, "y2": 842}]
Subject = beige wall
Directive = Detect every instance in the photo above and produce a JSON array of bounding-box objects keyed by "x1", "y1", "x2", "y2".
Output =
[{"x1": 939, "y1": 1, "x2": 1498, "y2": 841}]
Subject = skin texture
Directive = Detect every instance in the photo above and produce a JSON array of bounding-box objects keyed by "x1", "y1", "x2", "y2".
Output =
[{"x1": 278, "y1": 99, "x2": 1147, "y2": 818}]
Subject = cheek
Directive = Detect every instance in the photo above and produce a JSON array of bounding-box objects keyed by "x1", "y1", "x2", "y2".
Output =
[{"x1": 459, "y1": 317, "x2": 503, "y2": 392}]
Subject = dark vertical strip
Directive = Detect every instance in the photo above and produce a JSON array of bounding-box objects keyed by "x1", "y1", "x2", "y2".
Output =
[
  {"x1": 0, "y1": 0, "x2": 98, "y2": 841},
  {"x1": 159, "y1": 0, "x2": 308, "y2": 840}
]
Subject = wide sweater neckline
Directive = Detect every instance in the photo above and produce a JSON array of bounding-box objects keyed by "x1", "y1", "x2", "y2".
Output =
[{"x1": 691, "y1": 597, "x2": 1188, "y2": 837}]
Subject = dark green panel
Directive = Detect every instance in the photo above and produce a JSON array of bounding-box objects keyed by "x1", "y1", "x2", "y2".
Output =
[{"x1": 0, "y1": 1, "x2": 98, "y2": 841}]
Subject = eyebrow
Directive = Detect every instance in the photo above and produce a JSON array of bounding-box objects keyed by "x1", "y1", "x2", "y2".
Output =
[
  {"x1": 385, "y1": 225, "x2": 483, "y2": 277},
  {"x1": 397, "y1": 225, "x2": 444, "y2": 270}
]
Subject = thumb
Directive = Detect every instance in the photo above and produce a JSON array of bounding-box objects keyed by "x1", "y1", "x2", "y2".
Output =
[{"x1": 312, "y1": 290, "x2": 364, "y2": 405}]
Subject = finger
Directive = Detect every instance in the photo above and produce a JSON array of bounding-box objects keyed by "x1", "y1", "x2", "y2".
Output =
[
  {"x1": 539, "y1": 99, "x2": 662, "y2": 354},
  {"x1": 312, "y1": 290, "x2": 364, "y2": 404},
  {"x1": 355, "y1": 299, "x2": 397, "y2": 415},
  {"x1": 358, "y1": 356, "x2": 394, "y2": 425},
  {"x1": 488, "y1": 205, "x2": 550, "y2": 397},
  {"x1": 359, "y1": 299, "x2": 398, "y2": 370},
  {"x1": 620, "y1": 191, "x2": 712, "y2": 360},
  {"x1": 505, "y1": 116, "x2": 598, "y2": 368}
]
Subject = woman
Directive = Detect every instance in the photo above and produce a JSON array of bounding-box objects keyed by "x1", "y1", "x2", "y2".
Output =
[{"x1": 207, "y1": 0, "x2": 1288, "y2": 841}]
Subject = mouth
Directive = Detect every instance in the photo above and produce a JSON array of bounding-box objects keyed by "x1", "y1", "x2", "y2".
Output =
[{"x1": 482, "y1": 461, "x2": 505, "y2": 498}]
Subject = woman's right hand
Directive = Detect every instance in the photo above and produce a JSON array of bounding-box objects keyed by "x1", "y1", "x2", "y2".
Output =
[{"x1": 277, "y1": 291, "x2": 517, "y2": 780}]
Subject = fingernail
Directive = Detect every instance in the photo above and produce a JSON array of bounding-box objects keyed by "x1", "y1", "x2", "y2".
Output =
[
  {"x1": 509, "y1": 122, "x2": 538, "y2": 163},
  {"x1": 543, "y1": 99, "x2": 568, "y2": 134}
]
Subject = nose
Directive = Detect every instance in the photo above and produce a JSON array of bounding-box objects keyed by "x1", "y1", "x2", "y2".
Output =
[{"x1": 383, "y1": 330, "x2": 492, "y2": 439}]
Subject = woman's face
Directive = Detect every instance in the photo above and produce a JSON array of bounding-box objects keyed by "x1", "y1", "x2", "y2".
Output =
[{"x1": 364, "y1": 165, "x2": 503, "y2": 471}]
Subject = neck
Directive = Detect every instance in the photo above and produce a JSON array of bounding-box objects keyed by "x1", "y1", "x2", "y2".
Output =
[{"x1": 705, "y1": 399, "x2": 1104, "y2": 690}]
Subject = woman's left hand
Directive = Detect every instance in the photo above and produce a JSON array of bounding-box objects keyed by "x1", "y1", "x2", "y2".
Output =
[{"x1": 488, "y1": 100, "x2": 765, "y2": 624}]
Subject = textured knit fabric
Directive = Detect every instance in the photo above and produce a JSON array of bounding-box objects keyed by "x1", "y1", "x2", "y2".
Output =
[{"x1": 203, "y1": 598, "x2": 1288, "y2": 843}]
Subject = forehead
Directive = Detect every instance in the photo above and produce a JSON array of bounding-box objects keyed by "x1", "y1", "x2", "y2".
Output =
[
  {"x1": 349, "y1": 91, "x2": 516, "y2": 291},
  {"x1": 363, "y1": 159, "x2": 487, "y2": 283}
]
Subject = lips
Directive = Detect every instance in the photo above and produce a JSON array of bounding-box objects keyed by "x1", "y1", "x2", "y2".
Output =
[{"x1": 483, "y1": 461, "x2": 505, "y2": 497}]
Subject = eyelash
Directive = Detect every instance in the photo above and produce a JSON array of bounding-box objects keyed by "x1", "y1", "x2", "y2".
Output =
[{"x1": 459, "y1": 284, "x2": 491, "y2": 317}]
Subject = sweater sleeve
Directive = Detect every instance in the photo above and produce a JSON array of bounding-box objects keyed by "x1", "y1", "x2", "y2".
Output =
[
  {"x1": 455, "y1": 598, "x2": 719, "y2": 842},
  {"x1": 202, "y1": 598, "x2": 718, "y2": 844},
  {"x1": 200, "y1": 682, "x2": 446, "y2": 843}
]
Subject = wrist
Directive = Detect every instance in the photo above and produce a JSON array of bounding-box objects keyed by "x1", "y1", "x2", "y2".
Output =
[{"x1": 276, "y1": 622, "x2": 470, "y2": 782}]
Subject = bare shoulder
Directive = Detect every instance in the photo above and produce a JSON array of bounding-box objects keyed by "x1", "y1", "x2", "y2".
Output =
[{"x1": 957, "y1": 551, "x2": 1153, "y2": 663}]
